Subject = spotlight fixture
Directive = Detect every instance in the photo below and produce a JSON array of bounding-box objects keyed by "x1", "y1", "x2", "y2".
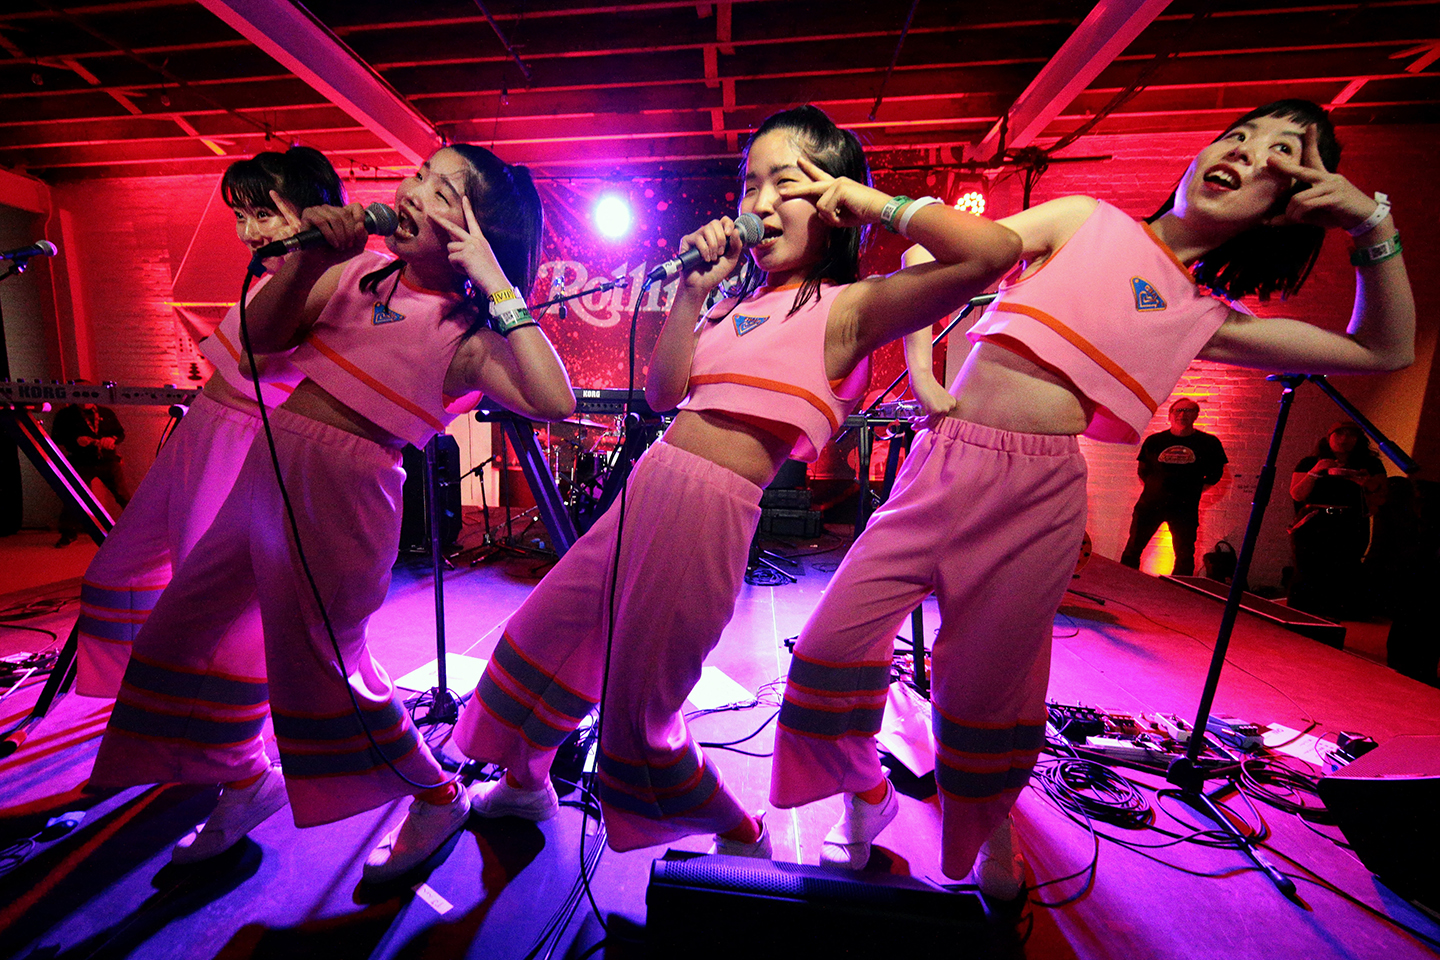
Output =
[
  {"x1": 953, "y1": 190, "x2": 986, "y2": 216},
  {"x1": 594, "y1": 194, "x2": 633, "y2": 240}
]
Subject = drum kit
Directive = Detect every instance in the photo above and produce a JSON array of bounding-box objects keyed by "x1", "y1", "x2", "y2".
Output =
[{"x1": 535, "y1": 415, "x2": 625, "y2": 521}]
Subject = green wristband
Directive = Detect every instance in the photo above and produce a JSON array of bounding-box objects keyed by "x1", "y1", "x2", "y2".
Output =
[
  {"x1": 1350, "y1": 231, "x2": 1402, "y2": 267},
  {"x1": 491, "y1": 304, "x2": 535, "y2": 335},
  {"x1": 880, "y1": 195, "x2": 913, "y2": 233}
]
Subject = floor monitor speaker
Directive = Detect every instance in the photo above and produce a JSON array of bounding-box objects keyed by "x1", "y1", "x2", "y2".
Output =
[
  {"x1": 1318, "y1": 734, "x2": 1440, "y2": 911},
  {"x1": 646, "y1": 852, "x2": 1015, "y2": 958}
]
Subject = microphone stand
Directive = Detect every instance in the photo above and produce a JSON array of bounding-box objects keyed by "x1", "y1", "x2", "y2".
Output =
[
  {"x1": 531, "y1": 275, "x2": 632, "y2": 314},
  {"x1": 1164, "y1": 373, "x2": 1417, "y2": 898}
]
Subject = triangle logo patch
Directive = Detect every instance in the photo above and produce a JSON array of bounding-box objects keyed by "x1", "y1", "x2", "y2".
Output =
[
  {"x1": 373, "y1": 302, "x2": 405, "y2": 325},
  {"x1": 733, "y1": 313, "x2": 768, "y2": 336},
  {"x1": 1131, "y1": 277, "x2": 1166, "y2": 312}
]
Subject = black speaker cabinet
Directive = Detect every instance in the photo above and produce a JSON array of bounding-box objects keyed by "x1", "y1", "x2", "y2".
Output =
[
  {"x1": 646, "y1": 853, "x2": 1011, "y2": 958},
  {"x1": 400, "y1": 436, "x2": 462, "y2": 553},
  {"x1": 1318, "y1": 735, "x2": 1440, "y2": 911}
]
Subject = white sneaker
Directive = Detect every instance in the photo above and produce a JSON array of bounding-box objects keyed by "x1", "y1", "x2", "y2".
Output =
[
  {"x1": 709, "y1": 811, "x2": 772, "y2": 859},
  {"x1": 819, "y1": 780, "x2": 898, "y2": 870},
  {"x1": 363, "y1": 786, "x2": 472, "y2": 884},
  {"x1": 468, "y1": 776, "x2": 560, "y2": 821},
  {"x1": 970, "y1": 814, "x2": 1026, "y2": 902},
  {"x1": 172, "y1": 763, "x2": 287, "y2": 864}
]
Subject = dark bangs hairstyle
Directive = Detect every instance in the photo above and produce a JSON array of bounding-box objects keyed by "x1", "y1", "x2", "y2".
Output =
[
  {"x1": 221, "y1": 146, "x2": 345, "y2": 214},
  {"x1": 1148, "y1": 99, "x2": 1340, "y2": 302},
  {"x1": 360, "y1": 143, "x2": 544, "y2": 340},
  {"x1": 719, "y1": 104, "x2": 871, "y2": 321}
]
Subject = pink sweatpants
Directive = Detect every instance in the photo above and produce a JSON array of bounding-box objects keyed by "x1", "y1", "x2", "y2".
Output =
[
  {"x1": 454, "y1": 440, "x2": 762, "y2": 851},
  {"x1": 76, "y1": 394, "x2": 262, "y2": 698},
  {"x1": 771, "y1": 417, "x2": 1087, "y2": 878},
  {"x1": 89, "y1": 408, "x2": 446, "y2": 828}
]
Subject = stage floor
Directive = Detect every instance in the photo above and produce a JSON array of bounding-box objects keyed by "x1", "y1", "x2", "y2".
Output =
[{"x1": 2, "y1": 527, "x2": 1438, "y2": 960}]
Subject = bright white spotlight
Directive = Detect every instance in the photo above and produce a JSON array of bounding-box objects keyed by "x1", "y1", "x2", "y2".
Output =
[
  {"x1": 953, "y1": 191, "x2": 986, "y2": 216},
  {"x1": 594, "y1": 194, "x2": 633, "y2": 239}
]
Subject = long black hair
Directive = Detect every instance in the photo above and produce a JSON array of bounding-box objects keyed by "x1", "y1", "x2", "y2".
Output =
[
  {"x1": 1148, "y1": 99, "x2": 1341, "y2": 302},
  {"x1": 221, "y1": 146, "x2": 345, "y2": 213},
  {"x1": 721, "y1": 105, "x2": 871, "y2": 320},
  {"x1": 360, "y1": 143, "x2": 544, "y2": 340}
]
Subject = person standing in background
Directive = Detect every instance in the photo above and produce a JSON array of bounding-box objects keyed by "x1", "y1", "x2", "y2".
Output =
[
  {"x1": 52, "y1": 399, "x2": 130, "y2": 547},
  {"x1": 1119, "y1": 397, "x2": 1227, "y2": 576}
]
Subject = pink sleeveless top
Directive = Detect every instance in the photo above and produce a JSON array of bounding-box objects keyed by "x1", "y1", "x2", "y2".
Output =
[
  {"x1": 966, "y1": 200, "x2": 1239, "y2": 444},
  {"x1": 288, "y1": 251, "x2": 479, "y2": 447},
  {"x1": 198, "y1": 275, "x2": 305, "y2": 407},
  {"x1": 679, "y1": 282, "x2": 871, "y2": 462}
]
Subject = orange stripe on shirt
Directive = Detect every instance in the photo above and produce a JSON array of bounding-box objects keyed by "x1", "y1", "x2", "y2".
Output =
[
  {"x1": 209, "y1": 329, "x2": 297, "y2": 395},
  {"x1": 1140, "y1": 222, "x2": 1201, "y2": 286},
  {"x1": 991, "y1": 302, "x2": 1158, "y2": 414},
  {"x1": 687, "y1": 373, "x2": 839, "y2": 431},
  {"x1": 213, "y1": 325, "x2": 242, "y2": 363},
  {"x1": 307, "y1": 335, "x2": 444, "y2": 433}
]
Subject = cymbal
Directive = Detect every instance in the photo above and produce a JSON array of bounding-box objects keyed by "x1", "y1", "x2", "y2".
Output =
[{"x1": 566, "y1": 417, "x2": 610, "y2": 431}]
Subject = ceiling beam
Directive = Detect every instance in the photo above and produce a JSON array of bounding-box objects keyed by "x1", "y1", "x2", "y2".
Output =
[
  {"x1": 196, "y1": 0, "x2": 438, "y2": 164},
  {"x1": 973, "y1": 0, "x2": 1171, "y2": 159}
]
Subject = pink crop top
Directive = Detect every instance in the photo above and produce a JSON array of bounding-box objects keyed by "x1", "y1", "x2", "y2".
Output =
[
  {"x1": 679, "y1": 281, "x2": 870, "y2": 462},
  {"x1": 966, "y1": 200, "x2": 1240, "y2": 444},
  {"x1": 288, "y1": 251, "x2": 479, "y2": 447},
  {"x1": 197, "y1": 275, "x2": 305, "y2": 407}
]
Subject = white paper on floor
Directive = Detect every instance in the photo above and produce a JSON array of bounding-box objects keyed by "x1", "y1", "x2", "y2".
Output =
[
  {"x1": 1262, "y1": 722, "x2": 1340, "y2": 768},
  {"x1": 877, "y1": 681, "x2": 935, "y2": 776},
  {"x1": 396, "y1": 653, "x2": 488, "y2": 693},
  {"x1": 686, "y1": 666, "x2": 753, "y2": 711}
]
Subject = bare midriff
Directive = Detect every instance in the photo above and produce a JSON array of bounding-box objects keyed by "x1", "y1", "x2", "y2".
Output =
[
  {"x1": 278, "y1": 378, "x2": 407, "y2": 449},
  {"x1": 661, "y1": 409, "x2": 800, "y2": 488},
  {"x1": 200, "y1": 372, "x2": 263, "y2": 414},
  {"x1": 945, "y1": 339, "x2": 1094, "y2": 436}
]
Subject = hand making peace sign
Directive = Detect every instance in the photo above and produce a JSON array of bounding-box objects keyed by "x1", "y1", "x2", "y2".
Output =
[
  {"x1": 430, "y1": 194, "x2": 510, "y2": 294},
  {"x1": 1268, "y1": 125, "x2": 1384, "y2": 233},
  {"x1": 268, "y1": 189, "x2": 306, "y2": 240},
  {"x1": 777, "y1": 156, "x2": 895, "y2": 229}
]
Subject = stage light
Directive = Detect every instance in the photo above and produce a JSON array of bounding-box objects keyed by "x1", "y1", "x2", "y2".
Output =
[
  {"x1": 953, "y1": 190, "x2": 986, "y2": 216},
  {"x1": 594, "y1": 195, "x2": 632, "y2": 239}
]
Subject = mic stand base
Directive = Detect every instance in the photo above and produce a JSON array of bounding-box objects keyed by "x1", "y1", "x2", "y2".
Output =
[{"x1": 1166, "y1": 756, "x2": 1297, "y2": 897}]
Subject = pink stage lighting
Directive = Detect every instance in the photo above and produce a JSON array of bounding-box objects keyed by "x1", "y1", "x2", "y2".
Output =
[{"x1": 594, "y1": 194, "x2": 633, "y2": 239}]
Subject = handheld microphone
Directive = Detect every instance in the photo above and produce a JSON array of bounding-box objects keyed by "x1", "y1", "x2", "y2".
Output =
[
  {"x1": 251, "y1": 203, "x2": 399, "y2": 261},
  {"x1": 644, "y1": 213, "x2": 764, "y2": 285},
  {"x1": 1, "y1": 240, "x2": 58, "y2": 262}
]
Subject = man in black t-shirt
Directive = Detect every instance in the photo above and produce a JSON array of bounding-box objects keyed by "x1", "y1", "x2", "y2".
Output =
[{"x1": 1119, "y1": 398, "x2": 1227, "y2": 577}]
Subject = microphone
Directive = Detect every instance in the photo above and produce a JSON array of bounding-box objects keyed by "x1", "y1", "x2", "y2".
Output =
[
  {"x1": 251, "y1": 203, "x2": 399, "y2": 260},
  {"x1": 644, "y1": 213, "x2": 764, "y2": 285},
  {"x1": 1, "y1": 240, "x2": 58, "y2": 262},
  {"x1": 553, "y1": 278, "x2": 568, "y2": 319}
]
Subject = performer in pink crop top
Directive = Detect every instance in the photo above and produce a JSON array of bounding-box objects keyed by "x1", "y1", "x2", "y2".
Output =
[
  {"x1": 75, "y1": 147, "x2": 338, "y2": 700},
  {"x1": 450, "y1": 105, "x2": 1021, "y2": 857},
  {"x1": 89, "y1": 143, "x2": 575, "y2": 885},
  {"x1": 772, "y1": 100, "x2": 1415, "y2": 901}
]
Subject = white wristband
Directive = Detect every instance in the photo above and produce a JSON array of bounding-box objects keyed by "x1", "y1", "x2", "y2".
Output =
[
  {"x1": 895, "y1": 196, "x2": 942, "y2": 237},
  {"x1": 1347, "y1": 192, "x2": 1390, "y2": 237}
]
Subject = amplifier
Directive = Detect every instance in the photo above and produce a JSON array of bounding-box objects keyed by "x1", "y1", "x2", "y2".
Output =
[{"x1": 1, "y1": 379, "x2": 200, "y2": 407}]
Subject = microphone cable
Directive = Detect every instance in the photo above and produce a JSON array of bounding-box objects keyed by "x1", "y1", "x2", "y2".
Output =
[{"x1": 237, "y1": 267, "x2": 458, "y2": 793}]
